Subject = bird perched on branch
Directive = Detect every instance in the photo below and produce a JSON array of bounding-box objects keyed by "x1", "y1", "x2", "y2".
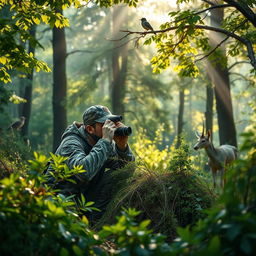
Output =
[
  {"x1": 140, "y1": 18, "x2": 156, "y2": 34},
  {"x1": 8, "y1": 116, "x2": 26, "y2": 131}
]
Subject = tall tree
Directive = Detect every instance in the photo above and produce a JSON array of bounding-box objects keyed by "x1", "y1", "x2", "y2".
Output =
[
  {"x1": 111, "y1": 5, "x2": 128, "y2": 116},
  {"x1": 207, "y1": 6, "x2": 237, "y2": 146},
  {"x1": 20, "y1": 26, "x2": 37, "y2": 138},
  {"x1": 176, "y1": 88, "x2": 185, "y2": 148},
  {"x1": 52, "y1": 9, "x2": 67, "y2": 151},
  {"x1": 0, "y1": 0, "x2": 138, "y2": 84},
  {"x1": 205, "y1": 82, "x2": 214, "y2": 135}
]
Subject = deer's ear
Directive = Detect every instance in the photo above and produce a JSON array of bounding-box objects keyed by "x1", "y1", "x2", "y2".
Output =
[
  {"x1": 207, "y1": 130, "x2": 211, "y2": 139},
  {"x1": 195, "y1": 131, "x2": 201, "y2": 139}
]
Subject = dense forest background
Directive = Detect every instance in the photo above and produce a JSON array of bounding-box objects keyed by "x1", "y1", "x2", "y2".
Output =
[
  {"x1": 1, "y1": 0, "x2": 255, "y2": 154},
  {"x1": 0, "y1": 0, "x2": 256, "y2": 255}
]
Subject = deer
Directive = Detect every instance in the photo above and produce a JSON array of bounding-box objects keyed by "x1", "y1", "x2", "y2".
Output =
[{"x1": 193, "y1": 125, "x2": 238, "y2": 188}]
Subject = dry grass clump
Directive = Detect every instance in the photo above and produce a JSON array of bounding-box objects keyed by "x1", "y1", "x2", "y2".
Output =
[{"x1": 98, "y1": 165, "x2": 215, "y2": 241}]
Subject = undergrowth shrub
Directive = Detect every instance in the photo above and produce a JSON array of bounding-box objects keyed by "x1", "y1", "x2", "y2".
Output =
[
  {"x1": 132, "y1": 126, "x2": 172, "y2": 172},
  {"x1": 0, "y1": 151, "x2": 172, "y2": 256},
  {"x1": 169, "y1": 125, "x2": 256, "y2": 255},
  {"x1": 99, "y1": 208, "x2": 172, "y2": 255},
  {"x1": 98, "y1": 139, "x2": 214, "y2": 240},
  {"x1": 0, "y1": 153, "x2": 103, "y2": 255},
  {"x1": 1, "y1": 125, "x2": 255, "y2": 255}
]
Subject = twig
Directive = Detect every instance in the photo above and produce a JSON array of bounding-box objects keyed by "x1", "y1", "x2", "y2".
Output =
[
  {"x1": 66, "y1": 49, "x2": 93, "y2": 57},
  {"x1": 201, "y1": 0, "x2": 218, "y2": 6},
  {"x1": 114, "y1": 30, "x2": 145, "y2": 42},
  {"x1": 195, "y1": 20, "x2": 250, "y2": 63},
  {"x1": 195, "y1": 35, "x2": 229, "y2": 62},
  {"x1": 229, "y1": 72, "x2": 253, "y2": 82},
  {"x1": 228, "y1": 61, "x2": 250, "y2": 71},
  {"x1": 109, "y1": 36, "x2": 143, "y2": 50},
  {"x1": 173, "y1": 4, "x2": 231, "y2": 25}
]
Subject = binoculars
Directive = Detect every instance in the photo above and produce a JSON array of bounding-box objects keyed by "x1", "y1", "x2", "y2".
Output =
[{"x1": 108, "y1": 115, "x2": 132, "y2": 136}]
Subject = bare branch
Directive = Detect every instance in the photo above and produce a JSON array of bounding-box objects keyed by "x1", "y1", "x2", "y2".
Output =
[
  {"x1": 115, "y1": 30, "x2": 145, "y2": 42},
  {"x1": 66, "y1": 49, "x2": 93, "y2": 58},
  {"x1": 192, "y1": 4, "x2": 231, "y2": 18},
  {"x1": 196, "y1": 20, "x2": 247, "y2": 63},
  {"x1": 195, "y1": 35, "x2": 229, "y2": 62},
  {"x1": 229, "y1": 72, "x2": 255, "y2": 84},
  {"x1": 201, "y1": 0, "x2": 217, "y2": 6},
  {"x1": 37, "y1": 27, "x2": 51, "y2": 41},
  {"x1": 121, "y1": 23, "x2": 256, "y2": 69},
  {"x1": 110, "y1": 37, "x2": 142, "y2": 51},
  {"x1": 228, "y1": 61, "x2": 251, "y2": 71}
]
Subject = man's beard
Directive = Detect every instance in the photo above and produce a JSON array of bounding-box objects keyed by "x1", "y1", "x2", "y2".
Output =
[{"x1": 88, "y1": 133, "x2": 101, "y2": 143}]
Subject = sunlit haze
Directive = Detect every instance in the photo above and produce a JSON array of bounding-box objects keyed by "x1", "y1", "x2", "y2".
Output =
[{"x1": 137, "y1": 0, "x2": 178, "y2": 26}]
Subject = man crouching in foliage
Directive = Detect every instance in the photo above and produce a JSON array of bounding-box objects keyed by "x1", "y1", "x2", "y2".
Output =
[{"x1": 45, "y1": 105, "x2": 135, "y2": 223}]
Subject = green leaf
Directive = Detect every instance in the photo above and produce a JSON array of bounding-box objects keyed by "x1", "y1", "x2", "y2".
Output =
[
  {"x1": 177, "y1": 226, "x2": 191, "y2": 242},
  {"x1": 240, "y1": 237, "x2": 252, "y2": 255},
  {"x1": 72, "y1": 245, "x2": 83, "y2": 256},
  {"x1": 208, "y1": 236, "x2": 220, "y2": 254},
  {"x1": 226, "y1": 224, "x2": 241, "y2": 241},
  {"x1": 60, "y1": 248, "x2": 69, "y2": 256}
]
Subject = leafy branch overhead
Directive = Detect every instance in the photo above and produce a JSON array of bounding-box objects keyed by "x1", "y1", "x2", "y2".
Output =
[
  {"x1": 121, "y1": 0, "x2": 256, "y2": 77},
  {"x1": 0, "y1": 0, "x2": 255, "y2": 82},
  {"x1": 0, "y1": 0, "x2": 139, "y2": 83}
]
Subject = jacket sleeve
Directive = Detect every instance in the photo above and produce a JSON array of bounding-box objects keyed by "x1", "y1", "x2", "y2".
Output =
[
  {"x1": 102, "y1": 143, "x2": 135, "y2": 171},
  {"x1": 59, "y1": 137, "x2": 116, "y2": 182},
  {"x1": 115, "y1": 144, "x2": 135, "y2": 162}
]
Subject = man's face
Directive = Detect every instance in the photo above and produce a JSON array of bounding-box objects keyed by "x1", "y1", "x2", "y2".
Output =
[
  {"x1": 93, "y1": 122, "x2": 104, "y2": 137},
  {"x1": 85, "y1": 122, "x2": 104, "y2": 145}
]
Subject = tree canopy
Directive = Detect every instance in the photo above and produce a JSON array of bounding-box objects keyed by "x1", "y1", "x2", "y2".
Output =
[
  {"x1": 1, "y1": 0, "x2": 255, "y2": 83},
  {"x1": 0, "y1": 0, "x2": 138, "y2": 83},
  {"x1": 121, "y1": 0, "x2": 256, "y2": 77}
]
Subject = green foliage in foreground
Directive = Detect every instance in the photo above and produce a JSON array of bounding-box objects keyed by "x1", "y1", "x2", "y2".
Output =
[
  {"x1": 0, "y1": 156, "x2": 170, "y2": 255},
  {"x1": 0, "y1": 127, "x2": 256, "y2": 255},
  {"x1": 170, "y1": 128, "x2": 256, "y2": 256}
]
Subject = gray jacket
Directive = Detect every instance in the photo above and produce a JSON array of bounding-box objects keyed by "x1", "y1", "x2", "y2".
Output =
[{"x1": 46, "y1": 122, "x2": 135, "y2": 196}]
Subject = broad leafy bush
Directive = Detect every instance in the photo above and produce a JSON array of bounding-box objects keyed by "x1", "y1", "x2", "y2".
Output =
[
  {"x1": 0, "y1": 154, "x2": 104, "y2": 255},
  {"x1": 132, "y1": 126, "x2": 172, "y2": 172},
  {"x1": 1, "y1": 126, "x2": 256, "y2": 255},
  {"x1": 99, "y1": 208, "x2": 172, "y2": 255},
  {"x1": 0, "y1": 152, "x2": 170, "y2": 255}
]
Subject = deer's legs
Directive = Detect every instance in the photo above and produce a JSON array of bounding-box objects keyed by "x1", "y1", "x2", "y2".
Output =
[
  {"x1": 212, "y1": 170, "x2": 217, "y2": 188},
  {"x1": 220, "y1": 168, "x2": 225, "y2": 188}
]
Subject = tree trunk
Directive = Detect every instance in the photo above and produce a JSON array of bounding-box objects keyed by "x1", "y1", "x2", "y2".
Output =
[
  {"x1": 20, "y1": 26, "x2": 36, "y2": 138},
  {"x1": 111, "y1": 6, "x2": 128, "y2": 117},
  {"x1": 205, "y1": 83, "x2": 214, "y2": 134},
  {"x1": 176, "y1": 88, "x2": 185, "y2": 148},
  {"x1": 208, "y1": 6, "x2": 237, "y2": 146},
  {"x1": 52, "y1": 10, "x2": 67, "y2": 151}
]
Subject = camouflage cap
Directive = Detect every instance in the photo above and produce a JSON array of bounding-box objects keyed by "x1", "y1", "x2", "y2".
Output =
[{"x1": 82, "y1": 105, "x2": 119, "y2": 125}]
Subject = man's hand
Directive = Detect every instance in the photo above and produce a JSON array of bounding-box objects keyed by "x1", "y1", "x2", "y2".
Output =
[
  {"x1": 113, "y1": 121, "x2": 128, "y2": 151},
  {"x1": 102, "y1": 120, "x2": 116, "y2": 143}
]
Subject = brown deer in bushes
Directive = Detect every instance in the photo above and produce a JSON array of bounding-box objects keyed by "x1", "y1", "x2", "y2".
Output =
[{"x1": 193, "y1": 125, "x2": 238, "y2": 188}]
